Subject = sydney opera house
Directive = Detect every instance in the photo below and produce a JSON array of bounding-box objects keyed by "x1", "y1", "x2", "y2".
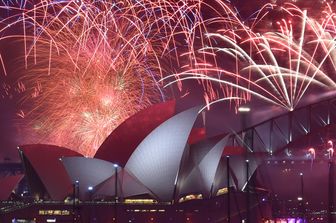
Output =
[
  {"x1": 0, "y1": 100, "x2": 270, "y2": 222},
  {"x1": 1, "y1": 95, "x2": 336, "y2": 223}
]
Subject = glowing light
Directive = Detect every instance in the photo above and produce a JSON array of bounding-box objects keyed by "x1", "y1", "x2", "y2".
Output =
[
  {"x1": 327, "y1": 140, "x2": 334, "y2": 158},
  {"x1": 238, "y1": 107, "x2": 251, "y2": 112},
  {"x1": 124, "y1": 199, "x2": 157, "y2": 204},
  {"x1": 308, "y1": 147, "x2": 315, "y2": 159}
]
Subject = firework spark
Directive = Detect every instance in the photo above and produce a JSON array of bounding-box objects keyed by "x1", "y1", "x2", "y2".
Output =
[
  {"x1": 6, "y1": 0, "x2": 168, "y2": 156},
  {"x1": 0, "y1": 0, "x2": 242, "y2": 156},
  {"x1": 163, "y1": 2, "x2": 336, "y2": 111},
  {"x1": 0, "y1": 0, "x2": 186, "y2": 156}
]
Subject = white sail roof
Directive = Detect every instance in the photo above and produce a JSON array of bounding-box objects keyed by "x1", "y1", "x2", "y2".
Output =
[{"x1": 125, "y1": 106, "x2": 200, "y2": 201}]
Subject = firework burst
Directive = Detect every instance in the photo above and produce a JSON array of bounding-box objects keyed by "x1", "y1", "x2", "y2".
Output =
[
  {"x1": 0, "y1": 0, "x2": 178, "y2": 156},
  {"x1": 163, "y1": 2, "x2": 336, "y2": 111},
  {"x1": 0, "y1": 0, "x2": 243, "y2": 156}
]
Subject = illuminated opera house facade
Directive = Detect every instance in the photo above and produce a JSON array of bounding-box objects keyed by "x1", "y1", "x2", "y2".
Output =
[
  {"x1": 2, "y1": 96, "x2": 336, "y2": 223},
  {"x1": 0, "y1": 100, "x2": 271, "y2": 223}
]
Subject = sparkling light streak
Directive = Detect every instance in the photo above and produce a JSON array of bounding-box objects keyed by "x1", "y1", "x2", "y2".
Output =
[
  {"x1": 0, "y1": 0, "x2": 241, "y2": 156},
  {"x1": 163, "y1": 2, "x2": 336, "y2": 111}
]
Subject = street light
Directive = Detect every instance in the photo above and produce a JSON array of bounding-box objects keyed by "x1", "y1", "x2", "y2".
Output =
[
  {"x1": 299, "y1": 173, "x2": 304, "y2": 219},
  {"x1": 75, "y1": 180, "x2": 79, "y2": 204},
  {"x1": 114, "y1": 164, "x2": 119, "y2": 202},
  {"x1": 246, "y1": 159, "x2": 250, "y2": 223},
  {"x1": 73, "y1": 180, "x2": 79, "y2": 223},
  {"x1": 87, "y1": 186, "x2": 94, "y2": 221},
  {"x1": 114, "y1": 164, "x2": 119, "y2": 222},
  {"x1": 239, "y1": 105, "x2": 250, "y2": 223}
]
